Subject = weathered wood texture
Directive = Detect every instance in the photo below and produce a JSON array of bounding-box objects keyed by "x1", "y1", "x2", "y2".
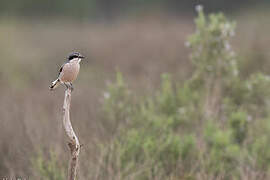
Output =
[{"x1": 62, "y1": 88, "x2": 80, "y2": 180}]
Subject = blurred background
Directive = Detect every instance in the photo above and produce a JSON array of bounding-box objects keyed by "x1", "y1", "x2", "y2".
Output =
[{"x1": 1, "y1": 0, "x2": 270, "y2": 179}]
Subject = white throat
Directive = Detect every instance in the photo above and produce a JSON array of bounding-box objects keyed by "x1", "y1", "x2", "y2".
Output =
[{"x1": 70, "y1": 58, "x2": 81, "y2": 64}]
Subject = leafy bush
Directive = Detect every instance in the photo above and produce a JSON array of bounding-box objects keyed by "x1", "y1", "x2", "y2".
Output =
[
  {"x1": 94, "y1": 5, "x2": 270, "y2": 180},
  {"x1": 203, "y1": 121, "x2": 241, "y2": 178}
]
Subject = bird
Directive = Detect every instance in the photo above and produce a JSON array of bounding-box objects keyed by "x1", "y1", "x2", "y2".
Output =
[{"x1": 50, "y1": 52, "x2": 85, "y2": 91}]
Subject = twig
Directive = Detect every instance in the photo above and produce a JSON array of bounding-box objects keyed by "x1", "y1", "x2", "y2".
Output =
[{"x1": 62, "y1": 88, "x2": 80, "y2": 180}]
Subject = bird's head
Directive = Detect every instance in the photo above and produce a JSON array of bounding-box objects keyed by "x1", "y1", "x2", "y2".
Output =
[{"x1": 67, "y1": 52, "x2": 85, "y2": 62}]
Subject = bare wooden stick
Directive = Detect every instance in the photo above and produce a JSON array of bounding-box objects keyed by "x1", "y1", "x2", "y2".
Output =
[{"x1": 62, "y1": 88, "x2": 80, "y2": 180}]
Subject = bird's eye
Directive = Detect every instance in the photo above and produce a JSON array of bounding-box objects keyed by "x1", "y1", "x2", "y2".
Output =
[{"x1": 68, "y1": 52, "x2": 81, "y2": 60}]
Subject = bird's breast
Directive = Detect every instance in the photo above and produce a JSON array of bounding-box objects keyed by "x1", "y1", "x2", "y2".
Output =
[{"x1": 59, "y1": 62, "x2": 80, "y2": 82}]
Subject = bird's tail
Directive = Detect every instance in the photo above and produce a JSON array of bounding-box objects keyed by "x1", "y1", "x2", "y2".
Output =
[{"x1": 50, "y1": 79, "x2": 60, "y2": 90}]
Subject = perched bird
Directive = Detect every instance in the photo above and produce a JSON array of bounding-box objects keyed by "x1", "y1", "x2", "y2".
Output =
[{"x1": 50, "y1": 52, "x2": 85, "y2": 91}]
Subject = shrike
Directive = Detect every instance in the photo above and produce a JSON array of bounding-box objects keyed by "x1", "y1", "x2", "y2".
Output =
[{"x1": 50, "y1": 52, "x2": 85, "y2": 91}]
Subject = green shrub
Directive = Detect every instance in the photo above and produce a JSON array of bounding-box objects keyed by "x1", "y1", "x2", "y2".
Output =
[
  {"x1": 97, "y1": 5, "x2": 270, "y2": 180},
  {"x1": 187, "y1": 5, "x2": 237, "y2": 80},
  {"x1": 228, "y1": 111, "x2": 248, "y2": 144},
  {"x1": 31, "y1": 150, "x2": 65, "y2": 180},
  {"x1": 204, "y1": 121, "x2": 240, "y2": 177}
]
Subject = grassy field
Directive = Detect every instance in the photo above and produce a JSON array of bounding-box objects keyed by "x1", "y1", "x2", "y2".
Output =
[{"x1": 0, "y1": 9, "x2": 270, "y2": 179}]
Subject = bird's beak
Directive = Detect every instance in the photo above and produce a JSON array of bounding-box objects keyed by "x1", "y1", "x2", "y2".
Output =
[{"x1": 79, "y1": 55, "x2": 85, "y2": 59}]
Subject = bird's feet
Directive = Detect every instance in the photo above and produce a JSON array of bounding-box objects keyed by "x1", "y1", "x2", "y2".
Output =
[{"x1": 64, "y1": 83, "x2": 74, "y2": 92}]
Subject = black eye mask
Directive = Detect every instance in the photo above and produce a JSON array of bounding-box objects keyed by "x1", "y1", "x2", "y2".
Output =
[{"x1": 68, "y1": 52, "x2": 80, "y2": 60}]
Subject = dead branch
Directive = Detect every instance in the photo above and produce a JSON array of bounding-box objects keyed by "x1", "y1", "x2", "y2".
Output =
[{"x1": 62, "y1": 88, "x2": 80, "y2": 180}]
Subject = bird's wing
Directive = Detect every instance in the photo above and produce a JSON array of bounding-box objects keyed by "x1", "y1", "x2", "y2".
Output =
[
  {"x1": 58, "y1": 64, "x2": 64, "y2": 76},
  {"x1": 58, "y1": 59, "x2": 69, "y2": 77}
]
